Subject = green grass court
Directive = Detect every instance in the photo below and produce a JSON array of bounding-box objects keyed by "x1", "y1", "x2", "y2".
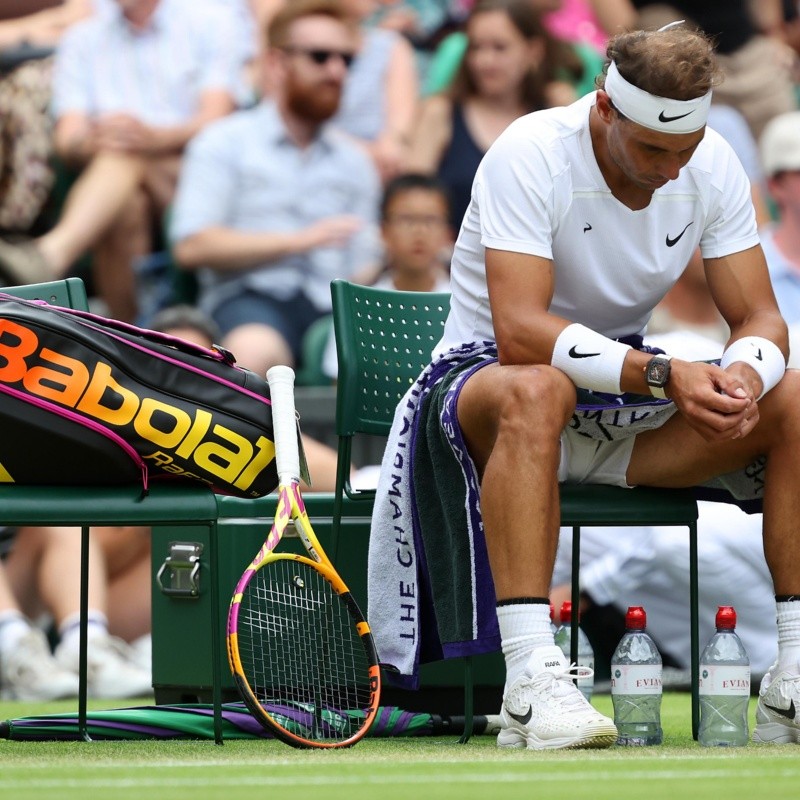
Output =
[{"x1": 0, "y1": 693, "x2": 797, "y2": 800}]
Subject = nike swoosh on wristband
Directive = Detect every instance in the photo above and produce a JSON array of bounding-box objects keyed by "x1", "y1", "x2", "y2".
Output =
[
  {"x1": 756, "y1": 349, "x2": 763, "y2": 361},
  {"x1": 764, "y1": 699, "x2": 796, "y2": 720},
  {"x1": 507, "y1": 706, "x2": 533, "y2": 725},
  {"x1": 658, "y1": 109, "x2": 694, "y2": 123},
  {"x1": 569, "y1": 345, "x2": 600, "y2": 358},
  {"x1": 569, "y1": 346, "x2": 601, "y2": 359},
  {"x1": 666, "y1": 221, "x2": 694, "y2": 247}
]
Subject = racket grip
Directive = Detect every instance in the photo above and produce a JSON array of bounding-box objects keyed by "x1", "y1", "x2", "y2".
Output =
[{"x1": 266, "y1": 365, "x2": 300, "y2": 483}]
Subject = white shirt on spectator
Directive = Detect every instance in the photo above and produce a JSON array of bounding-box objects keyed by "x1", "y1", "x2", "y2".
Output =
[{"x1": 52, "y1": 0, "x2": 243, "y2": 126}]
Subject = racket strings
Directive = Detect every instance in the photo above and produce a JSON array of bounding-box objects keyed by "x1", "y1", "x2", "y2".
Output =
[{"x1": 237, "y1": 559, "x2": 372, "y2": 742}]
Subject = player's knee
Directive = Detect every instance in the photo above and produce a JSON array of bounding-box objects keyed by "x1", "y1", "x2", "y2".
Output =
[{"x1": 501, "y1": 365, "x2": 576, "y2": 433}]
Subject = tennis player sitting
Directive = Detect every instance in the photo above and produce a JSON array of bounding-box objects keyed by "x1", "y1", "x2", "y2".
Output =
[{"x1": 367, "y1": 22, "x2": 800, "y2": 750}]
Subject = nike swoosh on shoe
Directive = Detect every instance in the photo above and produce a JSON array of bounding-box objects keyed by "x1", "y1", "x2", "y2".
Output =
[
  {"x1": 507, "y1": 706, "x2": 532, "y2": 725},
  {"x1": 764, "y1": 699, "x2": 796, "y2": 720}
]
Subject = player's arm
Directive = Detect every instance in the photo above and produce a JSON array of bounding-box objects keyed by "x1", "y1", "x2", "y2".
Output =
[
  {"x1": 486, "y1": 247, "x2": 566, "y2": 366},
  {"x1": 487, "y1": 247, "x2": 684, "y2": 394},
  {"x1": 705, "y1": 243, "x2": 789, "y2": 401},
  {"x1": 486, "y1": 246, "x2": 759, "y2": 440}
]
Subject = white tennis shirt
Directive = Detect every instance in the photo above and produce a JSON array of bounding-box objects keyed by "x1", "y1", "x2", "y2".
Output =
[{"x1": 437, "y1": 93, "x2": 760, "y2": 354}]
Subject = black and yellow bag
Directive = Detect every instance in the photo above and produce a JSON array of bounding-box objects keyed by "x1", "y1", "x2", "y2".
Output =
[{"x1": 0, "y1": 294, "x2": 279, "y2": 497}]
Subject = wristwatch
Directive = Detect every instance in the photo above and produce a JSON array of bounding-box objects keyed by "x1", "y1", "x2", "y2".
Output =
[{"x1": 644, "y1": 354, "x2": 673, "y2": 399}]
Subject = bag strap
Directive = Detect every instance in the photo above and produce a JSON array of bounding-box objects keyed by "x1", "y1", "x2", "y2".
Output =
[{"x1": 0, "y1": 293, "x2": 237, "y2": 366}]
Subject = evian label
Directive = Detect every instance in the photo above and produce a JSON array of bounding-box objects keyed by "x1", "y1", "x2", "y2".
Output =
[
  {"x1": 699, "y1": 665, "x2": 750, "y2": 696},
  {"x1": 577, "y1": 658, "x2": 595, "y2": 688},
  {"x1": 611, "y1": 665, "x2": 662, "y2": 695}
]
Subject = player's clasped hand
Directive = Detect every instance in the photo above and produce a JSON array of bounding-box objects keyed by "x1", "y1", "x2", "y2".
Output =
[{"x1": 669, "y1": 360, "x2": 758, "y2": 442}]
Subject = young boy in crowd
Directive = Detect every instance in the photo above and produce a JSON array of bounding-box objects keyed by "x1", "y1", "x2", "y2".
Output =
[{"x1": 322, "y1": 173, "x2": 453, "y2": 379}]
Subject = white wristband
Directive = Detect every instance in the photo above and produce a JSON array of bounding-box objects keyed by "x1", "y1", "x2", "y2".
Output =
[
  {"x1": 551, "y1": 323, "x2": 632, "y2": 395},
  {"x1": 720, "y1": 336, "x2": 785, "y2": 399}
]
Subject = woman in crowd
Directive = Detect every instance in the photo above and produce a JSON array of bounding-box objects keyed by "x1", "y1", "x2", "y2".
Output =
[{"x1": 405, "y1": 0, "x2": 581, "y2": 230}]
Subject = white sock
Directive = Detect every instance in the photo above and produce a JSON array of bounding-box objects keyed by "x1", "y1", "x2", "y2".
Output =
[
  {"x1": 57, "y1": 611, "x2": 109, "y2": 659},
  {"x1": 0, "y1": 611, "x2": 33, "y2": 653},
  {"x1": 497, "y1": 601, "x2": 554, "y2": 686},
  {"x1": 776, "y1": 600, "x2": 800, "y2": 674}
]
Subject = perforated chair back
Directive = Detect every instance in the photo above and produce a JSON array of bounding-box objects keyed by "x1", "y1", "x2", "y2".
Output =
[
  {"x1": 3, "y1": 276, "x2": 89, "y2": 311},
  {"x1": 331, "y1": 279, "x2": 450, "y2": 438}
]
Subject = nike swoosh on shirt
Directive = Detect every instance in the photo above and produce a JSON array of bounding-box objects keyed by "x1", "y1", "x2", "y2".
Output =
[
  {"x1": 764, "y1": 699, "x2": 796, "y2": 720},
  {"x1": 658, "y1": 109, "x2": 694, "y2": 123},
  {"x1": 666, "y1": 221, "x2": 694, "y2": 247},
  {"x1": 569, "y1": 346, "x2": 601, "y2": 359},
  {"x1": 583, "y1": 223, "x2": 592, "y2": 233}
]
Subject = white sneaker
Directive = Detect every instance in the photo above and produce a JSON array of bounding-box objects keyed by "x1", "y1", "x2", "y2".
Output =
[
  {"x1": 497, "y1": 645, "x2": 617, "y2": 750},
  {"x1": 56, "y1": 634, "x2": 152, "y2": 700},
  {"x1": 753, "y1": 664, "x2": 800, "y2": 744},
  {"x1": 0, "y1": 628, "x2": 80, "y2": 701}
]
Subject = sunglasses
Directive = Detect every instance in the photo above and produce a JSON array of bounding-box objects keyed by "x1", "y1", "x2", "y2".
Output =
[{"x1": 281, "y1": 47, "x2": 356, "y2": 68}]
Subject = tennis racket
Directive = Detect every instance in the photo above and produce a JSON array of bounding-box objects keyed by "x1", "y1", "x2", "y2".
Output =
[{"x1": 226, "y1": 365, "x2": 381, "y2": 748}]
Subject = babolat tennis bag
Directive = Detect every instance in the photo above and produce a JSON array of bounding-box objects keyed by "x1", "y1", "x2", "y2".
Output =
[{"x1": 0, "y1": 294, "x2": 279, "y2": 497}]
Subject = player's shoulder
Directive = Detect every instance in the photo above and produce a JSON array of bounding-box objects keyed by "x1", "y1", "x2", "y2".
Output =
[
  {"x1": 689, "y1": 125, "x2": 741, "y2": 173},
  {"x1": 486, "y1": 95, "x2": 591, "y2": 174},
  {"x1": 501, "y1": 95, "x2": 589, "y2": 148},
  {"x1": 675, "y1": 124, "x2": 746, "y2": 196}
]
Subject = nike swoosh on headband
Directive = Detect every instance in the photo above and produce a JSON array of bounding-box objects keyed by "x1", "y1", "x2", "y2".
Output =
[{"x1": 658, "y1": 109, "x2": 694, "y2": 123}]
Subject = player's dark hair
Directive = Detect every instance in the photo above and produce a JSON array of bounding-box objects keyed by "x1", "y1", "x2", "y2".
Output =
[{"x1": 597, "y1": 25, "x2": 722, "y2": 101}]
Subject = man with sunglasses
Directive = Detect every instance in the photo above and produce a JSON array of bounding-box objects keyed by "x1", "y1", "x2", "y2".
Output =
[{"x1": 170, "y1": 0, "x2": 381, "y2": 378}]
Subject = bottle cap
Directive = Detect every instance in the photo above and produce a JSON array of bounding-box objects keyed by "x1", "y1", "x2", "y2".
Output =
[
  {"x1": 625, "y1": 606, "x2": 647, "y2": 630},
  {"x1": 560, "y1": 601, "x2": 575, "y2": 623},
  {"x1": 715, "y1": 605, "x2": 737, "y2": 629}
]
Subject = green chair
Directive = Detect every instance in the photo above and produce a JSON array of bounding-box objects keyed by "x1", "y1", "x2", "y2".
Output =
[
  {"x1": 0, "y1": 279, "x2": 231, "y2": 743},
  {"x1": 329, "y1": 279, "x2": 702, "y2": 741},
  {"x1": 328, "y1": 279, "x2": 478, "y2": 739},
  {"x1": 5, "y1": 275, "x2": 90, "y2": 310}
]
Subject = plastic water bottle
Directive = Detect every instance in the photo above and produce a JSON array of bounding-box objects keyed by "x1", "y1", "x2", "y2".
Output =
[
  {"x1": 698, "y1": 606, "x2": 750, "y2": 747},
  {"x1": 549, "y1": 604, "x2": 557, "y2": 634},
  {"x1": 554, "y1": 601, "x2": 594, "y2": 701},
  {"x1": 611, "y1": 606, "x2": 663, "y2": 746}
]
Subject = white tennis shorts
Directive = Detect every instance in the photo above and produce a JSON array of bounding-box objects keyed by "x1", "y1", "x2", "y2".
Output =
[{"x1": 557, "y1": 425, "x2": 636, "y2": 488}]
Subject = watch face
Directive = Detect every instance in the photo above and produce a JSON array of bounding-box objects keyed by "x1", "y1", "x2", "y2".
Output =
[{"x1": 647, "y1": 358, "x2": 670, "y2": 386}]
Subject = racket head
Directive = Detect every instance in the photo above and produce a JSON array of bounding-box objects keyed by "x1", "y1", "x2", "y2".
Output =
[{"x1": 227, "y1": 552, "x2": 381, "y2": 748}]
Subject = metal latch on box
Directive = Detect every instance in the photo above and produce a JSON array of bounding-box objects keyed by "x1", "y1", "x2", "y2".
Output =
[{"x1": 156, "y1": 542, "x2": 203, "y2": 599}]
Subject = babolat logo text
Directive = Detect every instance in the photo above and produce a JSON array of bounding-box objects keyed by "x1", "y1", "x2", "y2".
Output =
[{"x1": 0, "y1": 318, "x2": 275, "y2": 494}]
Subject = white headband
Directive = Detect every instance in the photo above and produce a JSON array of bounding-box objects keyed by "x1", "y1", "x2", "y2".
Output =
[{"x1": 604, "y1": 61, "x2": 712, "y2": 134}]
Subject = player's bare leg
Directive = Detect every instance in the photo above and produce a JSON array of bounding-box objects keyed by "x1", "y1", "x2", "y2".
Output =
[
  {"x1": 457, "y1": 362, "x2": 575, "y2": 599},
  {"x1": 457, "y1": 362, "x2": 616, "y2": 750}
]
